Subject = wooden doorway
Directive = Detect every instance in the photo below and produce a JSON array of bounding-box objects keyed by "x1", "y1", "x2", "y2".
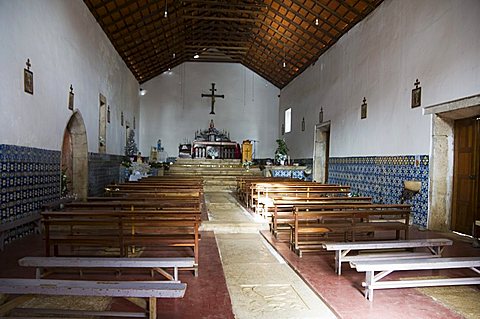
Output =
[
  {"x1": 452, "y1": 116, "x2": 480, "y2": 235},
  {"x1": 313, "y1": 121, "x2": 330, "y2": 183}
]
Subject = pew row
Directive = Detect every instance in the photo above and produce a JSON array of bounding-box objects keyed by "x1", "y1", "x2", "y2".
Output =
[
  {"x1": 270, "y1": 198, "x2": 372, "y2": 239},
  {"x1": 0, "y1": 278, "x2": 186, "y2": 318},
  {"x1": 350, "y1": 257, "x2": 480, "y2": 301},
  {"x1": 42, "y1": 210, "x2": 200, "y2": 275},
  {"x1": 19, "y1": 256, "x2": 195, "y2": 281},
  {"x1": 322, "y1": 238, "x2": 453, "y2": 275},
  {"x1": 290, "y1": 204, "x2": 411, "y2": 257}
]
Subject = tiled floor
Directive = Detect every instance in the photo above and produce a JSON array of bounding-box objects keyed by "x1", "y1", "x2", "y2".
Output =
[
  {"x1": 1, "y1": 193, "x2": 479, "y2": 318},
  {"x1": 261, "y1": 228, "x2": 480, "y2": 319}
]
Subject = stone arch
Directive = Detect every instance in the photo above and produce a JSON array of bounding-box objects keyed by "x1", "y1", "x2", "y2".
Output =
[{"x1": 62, "y1": 111, "x2": 88, "y2": 200}]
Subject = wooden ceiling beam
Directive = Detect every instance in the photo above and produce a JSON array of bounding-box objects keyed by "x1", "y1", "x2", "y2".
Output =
[
  {"x1": 266, "y1": 2, "x2": 329, "y2": 47},
  {"x1": 181, "y1": 0, "x2": 265, "y2": 10},
  {"x1": 183, "y1": 7, "x2": 263, "y2": 15},
  {"x1": 288, "y1": 0, "x2": 343, "y2": 35},
  {"x1": 313, "y1": 0, "x2": 352, "y2": 24},
  {"x1": 182, "y1": 15, "x2": 260, "y2": 23}
]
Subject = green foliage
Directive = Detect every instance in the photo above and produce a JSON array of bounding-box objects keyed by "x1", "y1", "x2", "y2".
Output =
[{"x1": 275, "y1": 139, "x2": 289, "y2": 155}]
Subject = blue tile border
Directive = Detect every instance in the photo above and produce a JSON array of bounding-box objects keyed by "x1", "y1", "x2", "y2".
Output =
[
  {"x1": 328, "y1": 155, "x2": 429, "y2": 228},
  {"x1": 0, "y1": 144, "x2": 61, "y2": 246}
]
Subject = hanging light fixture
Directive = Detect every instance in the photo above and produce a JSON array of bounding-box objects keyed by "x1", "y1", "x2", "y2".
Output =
[
  {"x1": 193, "y1": 53, "x2": 200, "y2": 59},
  {"x1": 315, "y1": 17, "x2": 319, "y2": 26},
  {"x1": 172, "y1": 52, "x2": 176, "y2": 59},
  {"x1": 164, "y1": 0, "x2": 168, "y2": 18},
  {"x1": 282, "y1": 43, "x2": 286, "y2": 68}
]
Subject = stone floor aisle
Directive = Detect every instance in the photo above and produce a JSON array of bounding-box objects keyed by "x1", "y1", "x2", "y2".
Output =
[{"x1": 203, "y1": 192, "x2": 338, "y2": 319}]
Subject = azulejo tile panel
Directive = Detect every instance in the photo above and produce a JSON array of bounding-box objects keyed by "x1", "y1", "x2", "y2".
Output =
[
  {"x1": 328, "y1": 155, "x2": 429, "y2": 228},
  {"x1": 0, "y1": 144, "x2": 61, "y2": 246}
]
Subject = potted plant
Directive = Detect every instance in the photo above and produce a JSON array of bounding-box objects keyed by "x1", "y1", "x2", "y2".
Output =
[{"x1": 275, "y1": 139, "x2": 289, "y2": 165}]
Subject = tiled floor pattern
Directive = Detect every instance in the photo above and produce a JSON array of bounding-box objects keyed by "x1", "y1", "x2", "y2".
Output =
[{"x1": 206, "y1": 192, "x2": 337, "y2": 319}]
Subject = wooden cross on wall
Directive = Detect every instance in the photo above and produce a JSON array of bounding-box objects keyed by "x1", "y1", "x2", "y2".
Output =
[{"x1": 201, "y1": 83, "x2": 224, "y2": 114}]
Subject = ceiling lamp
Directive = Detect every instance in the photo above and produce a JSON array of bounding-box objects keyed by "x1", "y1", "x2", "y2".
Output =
[
  {"x1": 315, "y1": 17, "x2": 319, "y2": 26},
  {"x1": 172, "y1": 52, "x2": 176, "y2": 58},
  {"x1": 193, "y1": 53, "x2": 200, "y2": 59},
  {"x1": 164, "y1": 0, "x2": 168, "y2": 18}
]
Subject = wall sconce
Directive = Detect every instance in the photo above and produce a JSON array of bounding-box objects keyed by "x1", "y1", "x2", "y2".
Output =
[
  {"x1": 121, "y1": 111, "x2": 124, "y2": 126},
  {"x1": 411, "y1": 79, "x2": 421, "y2": 108},
  {"x1": 361, "y1": 97, "x2": 367, "y2": 119},
  {"x1": 301, "y1": 117, "x2": 305, "y2": 131},
  {"x1": 281, "y1": 124, "x2": 285, "y2": 135},
  {"x1": 139, "y1": 88, "x2": 147, "y2": 96},
  {"x1": 107, "y1": 105, "x2": 110, "y2": 123},
  {"x1": 319, "y1": 107, "x2": 323, "y2": 123},
  {"x1": 68, "y1": 85, "x2": 74, "y2": 110}
]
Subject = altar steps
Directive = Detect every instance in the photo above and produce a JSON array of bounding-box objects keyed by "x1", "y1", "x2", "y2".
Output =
[{"x1": 166, "y1": 158, "x2": 262, "y2": 192}]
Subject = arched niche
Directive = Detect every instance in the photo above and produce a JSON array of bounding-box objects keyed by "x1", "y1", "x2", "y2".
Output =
[{"x1": 62, "y1": 111, "x2": 88, "y2": 200}]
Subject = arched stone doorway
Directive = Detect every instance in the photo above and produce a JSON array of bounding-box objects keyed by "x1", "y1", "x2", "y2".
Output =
[{"x1": 62, "y1": 111, "x2": 88, "y2": 200}]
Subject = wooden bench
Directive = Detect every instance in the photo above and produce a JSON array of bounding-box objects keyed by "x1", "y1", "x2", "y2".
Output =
[
  {"x1": 270, "y1": 198, "x2": 372, "y2": 239},
  {"x1": 0, "y1": 278, "x2": 186, "y2": 318},
  {"x1": 64, "y1": 199, "x2": 201, "y2": 211},
  {"x1": 322, "y1": 238, "x2": 453, "y2": 275},
  {"x1": 350, "y1": 257, "x2": 480, "y2": 301},
  {"x1": 19, "y1": 256, "x2": 195, "y2": 281},
  {"x1": 290, "y1": 204, "x2": 411, "y2": 256},
  {"x1": 251, "y1": 183, "x2": 351, "y2": 212},
  {"x1": 42, "y1": 210, "x2": 200, "y2": 275}
]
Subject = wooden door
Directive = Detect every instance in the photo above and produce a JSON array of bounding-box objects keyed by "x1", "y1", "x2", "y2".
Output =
[{"x1": 452, "y1": 117, "x2": 480, "y2": 235}]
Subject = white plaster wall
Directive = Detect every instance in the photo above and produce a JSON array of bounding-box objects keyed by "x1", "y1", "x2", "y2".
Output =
[
  {"x1": 280, "y1": 0, "x2": 480, "y2": 158},
  {"x1": 139, "y1": 62, "x2": 279, "y2": 159},
  {"x1": 0, "y1": 0, "x2": 139, "y2": 154}
]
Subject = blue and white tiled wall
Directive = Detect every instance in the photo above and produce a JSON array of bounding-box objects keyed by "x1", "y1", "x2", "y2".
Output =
[
  {"x1": 328, "y1": 155, "x2": 429, "y2": 228},
  {"x1": 0, "y1": 144, "x2": 61, "y2": 245}
]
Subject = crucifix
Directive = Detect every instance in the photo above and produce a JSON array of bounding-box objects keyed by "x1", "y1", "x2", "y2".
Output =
[{"x1": 201, "y1": 83, "x2": 224, "y2": 114}]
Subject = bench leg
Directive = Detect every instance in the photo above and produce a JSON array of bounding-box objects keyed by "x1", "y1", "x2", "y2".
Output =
[
  {"x1": 148, "y1": 297, "x2": 156, "y2": 319},
  {"x1": 364, "y1": 271, "x2": 374, "y2": 301},
  {"x1": 335, "y1": 251, "x2": 341, "y2": 275}
]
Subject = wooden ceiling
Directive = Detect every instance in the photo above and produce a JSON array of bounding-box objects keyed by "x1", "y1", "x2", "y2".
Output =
[{"x1": 84, "y1": 0, "x2": 383, "y2": 88}]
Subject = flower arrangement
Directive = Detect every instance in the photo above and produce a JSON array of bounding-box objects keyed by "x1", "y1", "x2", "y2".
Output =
[
  {"x1": 242, "y1": 161, "x2": 254, "y2": 170},
  {"x1": 129, "y1": 162, "x2": 151, "y2": 175},
  {"x1": 275, "y1": 139, "x2": 289, "y2": 165}
]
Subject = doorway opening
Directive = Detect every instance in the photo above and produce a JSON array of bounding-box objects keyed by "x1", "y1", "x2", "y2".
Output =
[
  {"x1": 313, "y1": 121, "x2": 330, "y2": 183},
  {"x1": 425, "y1": 94, "x2": 480, "y2": 234}
]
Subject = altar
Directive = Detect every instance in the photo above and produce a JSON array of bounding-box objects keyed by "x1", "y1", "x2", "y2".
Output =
[{"x1": 191, "y1": 120, "x2": 239, "y2": 159}]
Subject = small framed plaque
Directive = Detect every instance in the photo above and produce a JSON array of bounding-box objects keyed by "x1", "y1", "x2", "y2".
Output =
[
  {"x1": 411, "y1": 79, "x2": 421, "y2": 108},
  {"x1": 24, "y1": 69, "x2": 33, "y2": 94}
]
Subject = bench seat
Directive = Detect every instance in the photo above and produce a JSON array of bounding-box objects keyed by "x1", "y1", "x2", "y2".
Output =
[
  {"x1": 0, "y1": 278, "x2": 186, "y2": 318},
  {"x1": 350, "y1": 256, "x2": 480, "y2": 301},
  {"x1": 19, "y1": 256, "x2": 195, "y2": 281},
  {"x1": 323, "y1": 238, "x2": 453, "y2": 275}
]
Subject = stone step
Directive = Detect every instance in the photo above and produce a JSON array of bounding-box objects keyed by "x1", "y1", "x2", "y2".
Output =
[
  {"x1": 199, "y1": 221, "x2": 269, "y2": 233},
  {"x1": 174, "y1": 158, "x2": 241, "y2": 167},
  {"x1": 204, "y1": 185, "x2": 237, "y2": 192},
  {"x1": 203, "y1": 179, "x2": 237, "y2": 186}
]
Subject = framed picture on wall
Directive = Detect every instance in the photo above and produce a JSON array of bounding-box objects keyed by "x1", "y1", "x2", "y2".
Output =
[
  {"x1": 24, "y1": 68, "x2": 33, "y2": 94},
  {"x1": 411, "y1": 87, "x2": 421, "y2": 108}
]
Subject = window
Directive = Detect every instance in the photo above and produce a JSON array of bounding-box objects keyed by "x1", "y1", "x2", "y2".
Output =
[{"x1": 285, "y1": 108, "x2": 291, "y2": 133}]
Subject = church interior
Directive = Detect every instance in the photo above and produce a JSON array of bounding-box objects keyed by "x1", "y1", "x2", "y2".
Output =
[{"x1": 1, "y1": 0, "x2": 479, "y2": 318}]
